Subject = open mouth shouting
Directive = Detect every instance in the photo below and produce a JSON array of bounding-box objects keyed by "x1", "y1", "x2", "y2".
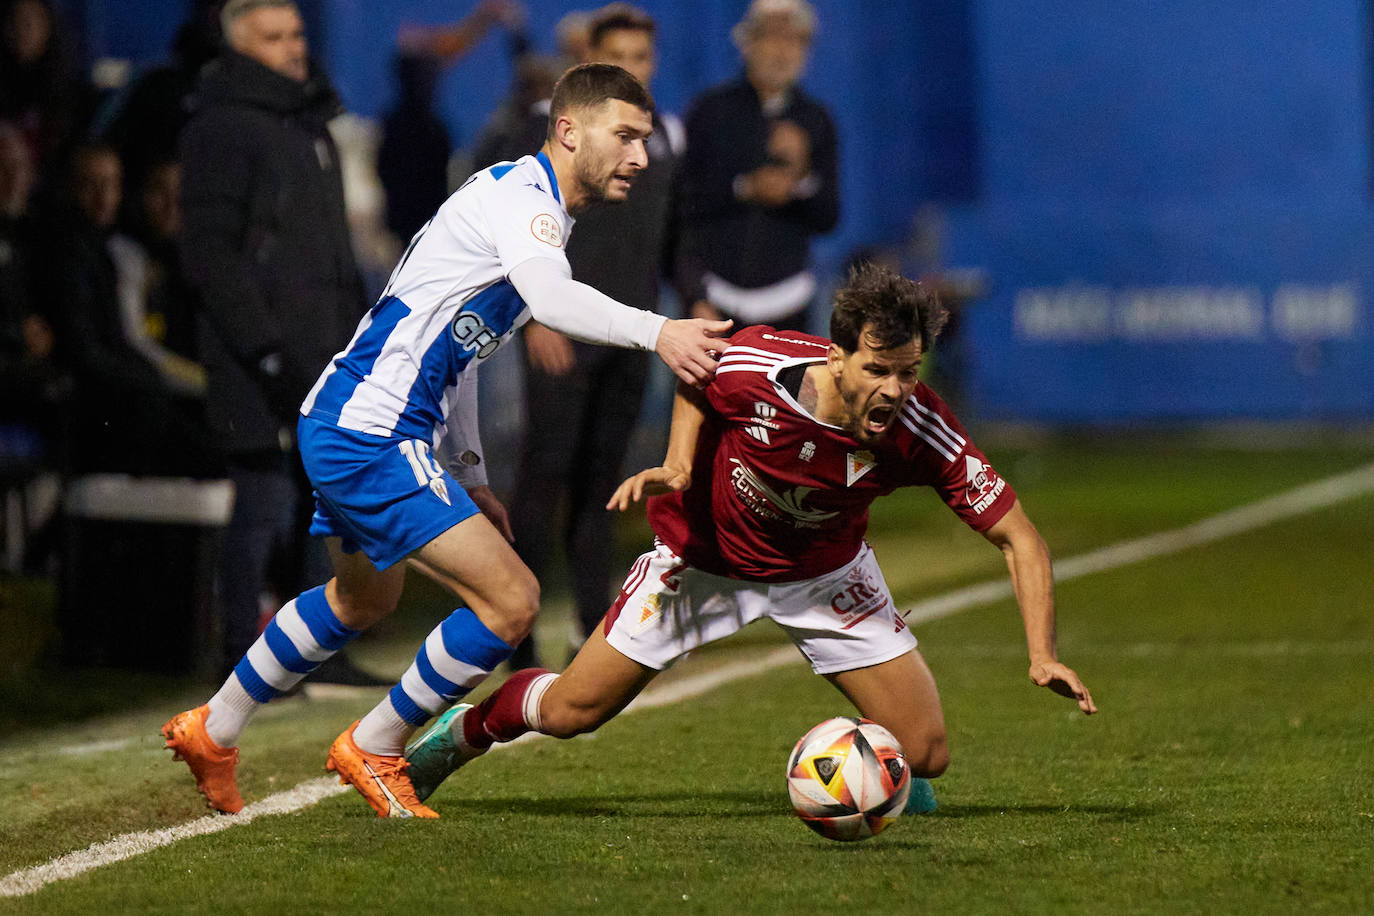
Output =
[{"x1": 862, "y1": 402, "x2": 897, "y2": 437}]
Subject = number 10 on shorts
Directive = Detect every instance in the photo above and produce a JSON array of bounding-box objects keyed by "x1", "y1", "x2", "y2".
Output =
[{"x1": 399, "y1": 439, "x2": 452, "y2": 505}]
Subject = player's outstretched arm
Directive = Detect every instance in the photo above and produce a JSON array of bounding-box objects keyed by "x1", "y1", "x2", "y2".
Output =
[
  {"x1": 606, "y1": 383, "x2": 709, "y2": 511},
  {"x1": 509, "y1": 259, "x2": 729, "y2": 386},
  {"x1": 983, "y1": 500, "x2": 1098, "y2": 715},
  {"x1": 653, "y1": 317, "x2": 733, "y2": 387}
]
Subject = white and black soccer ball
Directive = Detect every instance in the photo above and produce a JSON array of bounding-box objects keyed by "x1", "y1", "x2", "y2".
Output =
[{"x1": 786, "y1": 716, "x2": 911, "y2": 842}]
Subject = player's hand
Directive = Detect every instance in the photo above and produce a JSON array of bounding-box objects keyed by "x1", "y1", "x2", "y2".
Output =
[
  {"x1": 605, "y1": 466, "x2": 692, "y2": 511},
  {"x1": 1029, "y1": 660, "x2": 1097, "y2": 715},
  {"x1": 655, "y1": 317, "x2": 732, "y2": 387},
  {"x1": 467, "y1": 484, "x2": 514, "y2": 542},
  {"x1": 524, "y1": 322, "x2": 575, "y2": 376},
  {"x1": 740, "y1": 165, "x2": 797, "y2": 207},
  {"x1": 767, "y1": 120, "x2": 811, "y2": 177}
]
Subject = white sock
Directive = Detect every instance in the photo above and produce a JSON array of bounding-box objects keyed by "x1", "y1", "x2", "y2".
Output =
[
  {"x1": 205, "y1": 674, "x2": 259, "y2": 748},
  {"x1": 524, "y1": 673, "x2": 559, "y2": 733},
  {"x1": 352, "y1": 696, "x2": 415, "y2": 756}
]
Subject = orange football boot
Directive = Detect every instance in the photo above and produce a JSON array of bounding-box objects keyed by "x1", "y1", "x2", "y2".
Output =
[
  {"x1": 326, "y1": 721, "x2": 438, "y2": 818},
  {"x1": 161, "y1": 705, "x2": 244, "y2": 814}
]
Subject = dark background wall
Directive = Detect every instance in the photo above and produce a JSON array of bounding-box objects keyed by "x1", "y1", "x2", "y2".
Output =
[{"x1": 53, "y1": 0, "x2": 1373, "y2": 421}]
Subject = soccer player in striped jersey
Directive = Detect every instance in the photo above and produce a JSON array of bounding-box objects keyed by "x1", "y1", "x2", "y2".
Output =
[
  {"x1": 162, "y1": 62, "x2": 731, "y2": 818},
  {"x1": 403, "y1": 263, "x2": 1096, "y2": 812}
]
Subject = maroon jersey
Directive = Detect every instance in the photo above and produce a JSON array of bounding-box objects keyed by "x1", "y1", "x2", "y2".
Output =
[{"x1": 647, "y1": 326, "x2": 1017, "y2": 581}]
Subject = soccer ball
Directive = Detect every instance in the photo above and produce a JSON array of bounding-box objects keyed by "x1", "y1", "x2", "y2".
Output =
[{"x1": 786, "y1": 717, "x2": 911, "y2": 841}]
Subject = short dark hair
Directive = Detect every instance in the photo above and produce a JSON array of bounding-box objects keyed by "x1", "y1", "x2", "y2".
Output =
[
  {"x1": 589, "y1": 4, "x2": 656, "y2": 48},
  {"x1": 829, "y1": 262, "x2": 947, "y2": 355},
  {"x1": 547, "y1": 62, "x2": 654, "y2": 139}
]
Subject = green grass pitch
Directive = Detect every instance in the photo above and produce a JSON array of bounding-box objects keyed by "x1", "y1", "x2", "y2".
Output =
[{"x1": 1, "y1": 441, "x2": 1372, "y2": 914}]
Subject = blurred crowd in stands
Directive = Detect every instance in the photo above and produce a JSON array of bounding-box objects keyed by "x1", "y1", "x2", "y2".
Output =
[{"x1": 0, "y1": 0, "x2": 861, "y2": 673}]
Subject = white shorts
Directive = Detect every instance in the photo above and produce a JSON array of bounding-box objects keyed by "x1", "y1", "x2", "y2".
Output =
[{"x1": 604, "y1": 540, "x2": 917, "y2": 676}]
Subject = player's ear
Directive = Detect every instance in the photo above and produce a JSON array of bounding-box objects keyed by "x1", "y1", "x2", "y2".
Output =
[
  {"x1": 553, "y1": 112, "x2": 578, "y2": 153},
  {"x1": 827, "y1": 343, "x2": 846, "y2": 378}
]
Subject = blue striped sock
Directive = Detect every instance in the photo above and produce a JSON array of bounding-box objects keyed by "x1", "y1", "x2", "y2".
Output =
[
  {"x1": 352, "y1": 607, "x2": 512, "y2": 755},
  {"x1": 387, "y1": 607, "x2": 512, "y2": 726},
  {"x1": 233, "y1": 586, "x2": 359, "y2": 703}
]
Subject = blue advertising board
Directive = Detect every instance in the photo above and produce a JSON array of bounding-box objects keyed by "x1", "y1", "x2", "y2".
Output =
[{"x1": 946, "y1": 1, "x2": 1373, "y2": 421}]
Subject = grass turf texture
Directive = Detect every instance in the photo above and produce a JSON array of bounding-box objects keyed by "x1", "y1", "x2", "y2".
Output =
[{"x1": 1, "y1": 441, "x2": 1372, "y2": 913}]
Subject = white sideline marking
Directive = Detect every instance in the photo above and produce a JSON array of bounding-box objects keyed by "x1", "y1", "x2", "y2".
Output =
[
  {"x1": 57, "y1": 738, "x2": 136, "y2": 757},
  {"x1": 4, "y1": 460, "x2": 1373, "y2": 898},
  {"x1": 0, "y1": 779, "x2": 349, "y2": 898}
]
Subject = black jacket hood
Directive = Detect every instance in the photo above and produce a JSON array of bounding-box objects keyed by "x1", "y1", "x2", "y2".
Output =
[{"x1": 191, "y1": 50, "x2": 342, "y2": 128}]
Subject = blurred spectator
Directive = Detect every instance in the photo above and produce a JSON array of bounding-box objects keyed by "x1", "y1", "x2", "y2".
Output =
[
  {"x1": 377, "y1": 52, "x2": 449, "y2": 243},
  {"x1": 46, "y1": 142, "x2": 205, "y2": 476},
  {"x1": 0, "y1": 121, "x2": 66, "y2": 573},
  {"x1": 179, "y1": 0, "x2": 379, "y2": 683},
  {"x1": 553, "y1": 9, "x2": 593, "y2": 66},
  {"x1": 378, "y1": 1, "x2": 522, "y2": 242},
  {"x1": 108, "y1": 158, "x2": 205, "y2": 399},
  {"x1": 678, "y1": 0, "x2": 838, "y2": 331},
  {"x1": 101, "y1": 0, "x2": 222, "y2": 199},
  {"x1": 506, "y1": 3, "x2": 689, "y2": 665},
  {"x1": 468, "y1": 6, "x2": 594, "y2": 174},
  {"x1": 0, "y1": 121, "x2": 67, "y2": 450},
  {"x1": 468, "y1": 51, "x2": 559, "y2": 174},
  {"x1": 0, "y1": 0, "x2": 92, "y2": 189}
]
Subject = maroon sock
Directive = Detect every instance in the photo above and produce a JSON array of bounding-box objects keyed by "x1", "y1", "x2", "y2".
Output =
[{"x1": 463, "y1": 667, "x2": 553, "y2": 750}]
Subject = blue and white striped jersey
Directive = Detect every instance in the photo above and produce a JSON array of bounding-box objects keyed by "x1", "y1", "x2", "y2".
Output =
[{"x1": 302, "y1": 152, "x2": 572, "y2": 450}]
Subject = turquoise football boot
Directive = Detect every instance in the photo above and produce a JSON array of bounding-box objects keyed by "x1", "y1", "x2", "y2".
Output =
[
  {"x1": 904, "y1": 777, "x2": 939, "y2": 814},
  {"x1": 404, "y1": 703, "x2": 483, "y2": 802}
]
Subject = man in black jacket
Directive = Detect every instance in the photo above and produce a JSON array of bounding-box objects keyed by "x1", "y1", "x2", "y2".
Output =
[
  {"x1": 678, "y1": 0, "x2": 839, "y2": 332},
  {"x1": 504, "y1": 5, "x2": 694, "y2": 664},
  {"x1": 180, "y1": 0, "x2": 378, "y2": 682}
]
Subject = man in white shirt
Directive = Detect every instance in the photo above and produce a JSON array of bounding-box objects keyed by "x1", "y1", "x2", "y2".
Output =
[{"x1": 162, "y1": 61, "x2": 731, "y2": 819}]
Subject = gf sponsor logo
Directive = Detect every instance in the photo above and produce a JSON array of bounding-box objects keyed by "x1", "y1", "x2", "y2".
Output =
[
  {"x1": 451, "y1": 311, "x2": 501, "y2": 358},
  {"x1": 530, "y1": 213, "x2": 563, "y2": 247}
]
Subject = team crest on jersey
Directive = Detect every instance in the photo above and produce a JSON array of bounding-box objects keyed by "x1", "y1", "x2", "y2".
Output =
[
  {"x1": 799, "y1": 440, "x2": 816, "y2": 462},
  {"x1": 964, "y1": 455, "x2": 1006, "y2": 515},
  {"x1": 745, "y1": 401, "x2": 782, "y2": 444},
  {"x1": 845, "y1": 450, "x2": 876, "y2": 486},
  {"x1": 451, "y1": 311, "x2": 501, "y2": 358},
  {"x1": 530, "y1": 213, "x2": 563, "y2": 247}
]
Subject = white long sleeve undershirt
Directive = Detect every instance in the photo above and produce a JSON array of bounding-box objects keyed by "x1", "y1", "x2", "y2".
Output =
[{"x1": 508, "y1": 257, "x2": 666, "y2": 351}]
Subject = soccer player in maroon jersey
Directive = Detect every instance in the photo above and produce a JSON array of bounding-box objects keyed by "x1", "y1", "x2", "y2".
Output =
[{"x1": 404, "y1": 263, "x2": 1096, "y2": 811}]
